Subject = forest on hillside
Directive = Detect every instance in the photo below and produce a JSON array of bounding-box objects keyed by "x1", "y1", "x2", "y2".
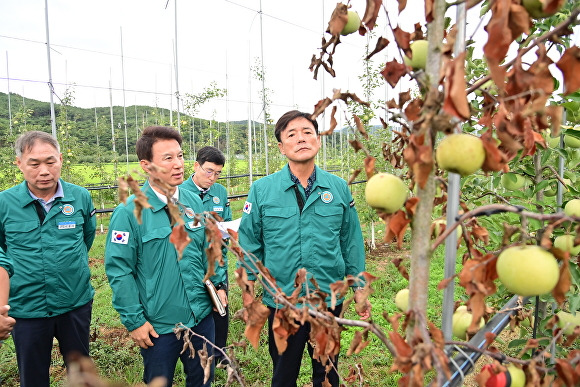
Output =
[{"x1": 0, "y1": 91, "x2": 256, "y2": 163}]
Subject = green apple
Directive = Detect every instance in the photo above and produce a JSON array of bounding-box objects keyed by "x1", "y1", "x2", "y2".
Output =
[
  {"x1": 474, "y1": 79, "x2": 498, "y2": 97},
  {"x1": 548, "y1": 135, "x2": 561, "y2": 148},
  {"x1": 544, "y1": 182, "x2": 558, "y2": 197},
  {"x1": 432, "y1": 219, "x2": 462, "y2": 240},
  {"x1": 501, "y1": 173, "x2": 526, "y2": 191},
  {"x1": 563, "y1": 170, "x2": 576, "y2": 183},
  {"x1": 365, "y1": 173, "x2": 409, "y2": 214},
  {"x1": 403, "y1": 40, "x2": 428, "y2": 70},
  {"x1": 496, "y1": 245, "x2": 559, "y2": 297},
  {"x1": 435, "y1": 133, "x2": 485, "y2": 177},
  {"x1": 564, "y1": 199, "x2": 580, "y2": 217},
  {"x1": 556, "y1": 311, "x2": 580, "y2": 335},
  {"x1": 394, "y1": 288, "x2": 409, "y2": 312},
  {"x1": 564, "y1": 134, "x2": 580, "y2": 148},
  {"x1": 452, "y1": 309, "x2": 485, "y2": 340},
  {"x1": 522, "y1": 0, "x2": 564, "y2": 18},
  {"x1": 554, "y1": 234, "x2": 580, "y2": 256},
  {"x1": 507, "y1": 364, "x2": 526, "y2": 387},
  {"x1": 455, "y1": 305, "x2": 468, "y2": 314},
  {"x1": 341, "y1": 11, "x2": 361, "y2": 36}
]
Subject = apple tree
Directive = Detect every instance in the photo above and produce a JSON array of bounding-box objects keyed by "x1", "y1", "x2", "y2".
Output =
[{"x1": 307, "y1": 0, "x2": 580, "y2": 385}]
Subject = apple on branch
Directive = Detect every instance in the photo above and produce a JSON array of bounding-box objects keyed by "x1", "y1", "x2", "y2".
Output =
[
  {"x1": 394, "y1": 288, "x2": 409, "y2": 312},
  {"x1": 556, "y1": 311, "x2": 580, "y2": 335},
  {"x1": 553, "y1": 234, "x2": 580, "y2": 256},
  {"x1": 522, "y1": 0, "x2": 565, "y2": 19},
  {"x1": 403, "y1": 40, "x2": 428, "y2": 70},
  {"x1": 496, "y1": 245, "x2": 559, "y2": 297},
  {"x1": 435, "y1": 133, "x2": 485, "y2": 177},
  {"x1": 564, "y1": 198, "x2": 580, "y2": 217},
  {"x1": 501, "y1": 173, "x2": 527, "y2": 191},
  {"x1": 452, "y1": 307, "x2": 484, "y2": 340},
  {"x1": 365, "y1": 173, "x2": 409, "y2": 214},
  {"x1": 341, "y1": 10, "x2": 360, "y2": 36}
]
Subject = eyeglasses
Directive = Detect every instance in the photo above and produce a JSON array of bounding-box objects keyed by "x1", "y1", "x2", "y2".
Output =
[{"x1": 199, "y1": 164, "x2": 222, "y2": 177}]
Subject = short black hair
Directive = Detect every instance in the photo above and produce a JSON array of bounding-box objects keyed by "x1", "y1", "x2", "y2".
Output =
[
  {"x1": 274, "y1": 110, "x2": 318, "y2": 142},
  {"x1": 196, "y1": 146, "x2": 225, "y2": 166},
  {"x1": 136, "y1": 126, "x2": 182, "y2": 161}
]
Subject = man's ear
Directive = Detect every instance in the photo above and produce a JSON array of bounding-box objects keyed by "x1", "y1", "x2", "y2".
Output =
[
  {"x1": 140, "y1": 159, "x2": 149, "y2": 173},
  {"x1": 278, "y1": 142, "x2": 285, "y2": 155}
]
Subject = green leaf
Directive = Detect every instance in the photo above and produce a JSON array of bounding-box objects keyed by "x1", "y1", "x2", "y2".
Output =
[
  {"x1": 508, "y1": 338, "x2": 528, "y2": 349},
  {"x1": 540, "y1": 149, "x2": 552, "y2": 165},
  {"x1": 533, "y1": 180, "x2": 550, "y2": 193}
]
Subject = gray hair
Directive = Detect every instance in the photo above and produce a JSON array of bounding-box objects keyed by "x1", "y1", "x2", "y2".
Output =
[{"x1": 14, "y1": 131, "x2": 60, "y2": 158}]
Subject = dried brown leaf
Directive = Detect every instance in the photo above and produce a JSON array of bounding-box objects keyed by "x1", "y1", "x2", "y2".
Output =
[
  {"x1": 244, "y1": 300, "x2": 270, "y2": 349},
  {"x1": 170, "y1": 224, "x2": 191, "y2": 261},
  {"x1": 381, "y1": 60, "x2": 408, "y2": 88},
  {"x1": 556, "y1": 46, "x2": 580, "y2": 95},
  {"x1": 442, "y1": 52, "x2": 470, "y2": 120}
]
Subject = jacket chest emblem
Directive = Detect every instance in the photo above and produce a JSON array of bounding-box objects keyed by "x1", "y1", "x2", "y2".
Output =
[
  {"x1": 321, "y1": 191, "x2": 333, "y2": 203},
  {"x1": 61, "y1": 204, "x2": 75, "y2": 215}
]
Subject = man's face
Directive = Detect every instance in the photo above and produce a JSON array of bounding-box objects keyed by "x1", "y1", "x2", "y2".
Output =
[
  {"x1": 277, "y1": 117, "x2": 321, "y2": 163},
  {"x1": 193, "y1": 161, "x2": 223, "y2": 190},
  {"x1": 140, "y1": 139, "x2": 185, "y2": 189},
  {"x1": 16, "y1": 140, "x2": 62, "y2": 198}
]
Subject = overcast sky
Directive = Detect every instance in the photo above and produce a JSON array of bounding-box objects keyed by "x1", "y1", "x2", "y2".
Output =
[
  {"x1": 0, "y1": 0, "x2": 429, "y2": 126},
  {"x1": 1, "y1": 1, "x2": 577, "y2": 128}
]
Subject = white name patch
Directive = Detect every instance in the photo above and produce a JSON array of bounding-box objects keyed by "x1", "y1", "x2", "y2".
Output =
[{"x1": 58, "y1": 221, "x2": 76, "y2": 230}]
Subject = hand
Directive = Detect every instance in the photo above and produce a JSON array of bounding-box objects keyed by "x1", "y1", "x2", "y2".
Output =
[
  {"x1": 217, "y1": 289, "x2": 228, "y2": 308},
  {"x1": 0, "y1": 305, "x2": 15, "y2": 342},
  {"x1": 130, "y1": 321, "x2": 158, "y2": 349},
  {"x1": 354, "y1": 290, "x2": 371, "y2": 320}
]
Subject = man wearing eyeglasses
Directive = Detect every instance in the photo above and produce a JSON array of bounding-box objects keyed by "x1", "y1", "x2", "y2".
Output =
[{"x1": 181, "y1": 146, "x2": 231, "y2": 365}]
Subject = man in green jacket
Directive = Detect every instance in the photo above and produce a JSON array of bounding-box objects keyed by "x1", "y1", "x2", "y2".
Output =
[
  {"x1": 0, "y1": 131, "x2": 96, "y2": 386},
  {"x1": 238, "y1": 110, "x2": 371, "y2": 387},
  {"x1": 105, "y1": 126, "x2": 226, "y2": 387},
  {"x1": 181, "y1": 146, "x2": 231, "y2": 365}
]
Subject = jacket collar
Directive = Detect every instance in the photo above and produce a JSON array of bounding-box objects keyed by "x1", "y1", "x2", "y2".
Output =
[
  {"x1": 280, "y1": 164, "x2": 330, "y2": 191},
  {"x1": 140, "y1": 180, "x2": 170, "y2": 213},
  {"x1": 17, "y1": 179, "x2": 75, "y2": 208}
]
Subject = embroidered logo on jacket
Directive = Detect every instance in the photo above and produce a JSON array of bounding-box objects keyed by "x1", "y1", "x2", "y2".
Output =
[{"x1": 243, "y1": 201, "x2": 252, "y2": 214}]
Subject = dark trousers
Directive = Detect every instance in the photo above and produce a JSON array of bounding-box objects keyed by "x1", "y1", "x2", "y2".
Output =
[
  {"x1": 12, "y1": 300, "x2": 93, "y2": 387},
  {"x1": 212, "y1": 304, "x2": 229, "y2": 363},
  {"x1": 267, "y1": 304, "x2": 343, "y2": 387},
  {"x1": 213, "y1": 271, "x2": 229, "y2": 365},
  {"x1": 141, "y1": 313, "x2": 215, "y2": 387}
]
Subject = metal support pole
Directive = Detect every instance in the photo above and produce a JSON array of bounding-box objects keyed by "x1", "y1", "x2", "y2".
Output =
[{"x1": 441, "y1": 1, "x2": 467, "y2": 341}]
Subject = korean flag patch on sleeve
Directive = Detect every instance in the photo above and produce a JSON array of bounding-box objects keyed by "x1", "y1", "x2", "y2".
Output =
[
  {"x1": 111, "y1": 230, "x2": 129, "y2": 244},
  {"x1": 243, "y1": 201, "x2": 252, "y2": 214}
]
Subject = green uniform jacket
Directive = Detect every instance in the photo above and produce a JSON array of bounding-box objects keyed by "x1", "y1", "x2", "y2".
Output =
[
  {"x1": 238, "y1": 165, "x2": 365, "y2": 308},
  {"x1": 181, "y1": 175, "x2": 232, "y2": 273},
  {"x1": 0, "y1": 180, "x2": 96, "y2": 318},
  {"x1": 105, "y1": 181, "x2": 226, "y2": 334},
  {"x1": 0, "y1": 246, "x2": 13, "y2": 278}
]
